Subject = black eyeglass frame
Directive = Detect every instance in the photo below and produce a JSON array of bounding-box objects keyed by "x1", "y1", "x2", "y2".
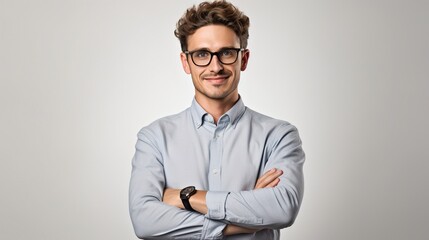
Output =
[{"x1": 184, "y1": 48, "x2": 245, "y2": 67}]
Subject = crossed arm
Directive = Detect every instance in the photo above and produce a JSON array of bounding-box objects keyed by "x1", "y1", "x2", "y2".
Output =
[
  {"x1": 162, "y1": 168, "x2": 284, "y2": 235},
  {"x1": 130, "y1": 125, "x2": 304, "y2": 239}
]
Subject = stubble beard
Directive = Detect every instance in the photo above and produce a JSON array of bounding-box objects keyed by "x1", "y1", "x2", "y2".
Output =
[{"x1": 193, "y1": 69, "x2": 239, "y2": 101}]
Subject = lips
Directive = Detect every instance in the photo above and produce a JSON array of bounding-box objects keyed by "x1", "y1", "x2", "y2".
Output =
[{"x1": 204, "y1": 75, "x2": 229, "y2": 84}]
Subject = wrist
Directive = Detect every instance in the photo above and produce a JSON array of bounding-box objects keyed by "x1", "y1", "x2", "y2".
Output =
[
  {"x1": 189, "y1": 190, "x2": 208, "y2": 214},
  {"x1": 177, "y1": 187, "x2": 208, "y2": 214},
  {"x1": 180, "y1": 186, "x2": 197, "y2": 211}
]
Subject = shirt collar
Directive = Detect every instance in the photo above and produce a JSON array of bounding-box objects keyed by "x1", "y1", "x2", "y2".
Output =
[
  {"x1": 191, "y1": 98, "x2": 208, "y2": 128},
  {"x1": 190, "y1": 96, "x2": 246, "y2": 128}
]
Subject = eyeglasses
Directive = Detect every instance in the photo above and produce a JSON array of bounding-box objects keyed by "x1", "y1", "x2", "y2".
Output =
[{"x1": 185, "y1": 48, "x2": 244, "y2": 67}]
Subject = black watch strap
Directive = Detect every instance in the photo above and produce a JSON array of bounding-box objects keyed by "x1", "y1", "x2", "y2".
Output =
[
  {"x1": 182, "y1": 198, "x2": 194, "y2": 211},
  {"x1": 180, "y1": 186, "x2": 196, "y2": 211}
]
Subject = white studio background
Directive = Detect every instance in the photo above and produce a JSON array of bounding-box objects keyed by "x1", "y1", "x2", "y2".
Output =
[{"x1": 1, "y1": 0, "x2": 428, "y2": 239}]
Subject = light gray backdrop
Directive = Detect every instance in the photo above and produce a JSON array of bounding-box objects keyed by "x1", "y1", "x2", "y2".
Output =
[{"x1": 1, "y1": 0, "x2": 428, "y2": 239}]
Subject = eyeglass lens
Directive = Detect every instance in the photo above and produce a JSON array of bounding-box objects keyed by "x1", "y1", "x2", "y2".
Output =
[{"x1": 190, "y1": 49, "x2": 240, "y2": 66}]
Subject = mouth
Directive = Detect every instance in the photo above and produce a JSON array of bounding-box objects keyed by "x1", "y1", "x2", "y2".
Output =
[{"x1": 204, "y1": 75, "x2": 229, "y2": 84}]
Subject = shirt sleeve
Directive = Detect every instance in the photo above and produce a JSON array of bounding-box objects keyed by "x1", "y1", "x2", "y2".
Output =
[
  {"x1": 129, "y1": 129, "x2": 226, "y2": 239},
  {"x1": 205, "y1": 124, "x2": 305, "y2": 229}
]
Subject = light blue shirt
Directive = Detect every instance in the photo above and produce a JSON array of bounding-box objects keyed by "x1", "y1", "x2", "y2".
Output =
[{"x1": 129, "y1": 98, "x2": 305, "y2": 239}]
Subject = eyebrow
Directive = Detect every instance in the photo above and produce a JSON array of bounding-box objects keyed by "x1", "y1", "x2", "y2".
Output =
[{"x1": 188, "y1": 47, "x2": 239, "y2": 52}]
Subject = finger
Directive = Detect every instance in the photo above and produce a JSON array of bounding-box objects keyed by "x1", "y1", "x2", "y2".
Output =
[
  {"x1": 262, "y1": 169, "x2": 283, "y2": 182},
  {"x1": 255, "y1": 169, "x2": 279, "y2": 188},
  {"x1": 257, "y1": 168, "x2": 278, "y2": 183},
  {"x1": 256, "y1": 168, "x2": 277, "y2": 185},
  {"x1": 265, "y1": 177, "x2": 280, "y2": 188},
  {"x1": 255, "y1": 169, "x2": 283, "y2": 188},
  {"x1": 256, "y1": 174, "x2": 281, "y2": 189}
]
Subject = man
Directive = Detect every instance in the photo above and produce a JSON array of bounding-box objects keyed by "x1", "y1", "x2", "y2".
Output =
[{"x1": 129, "y1": 1, "x2": 305, "y2": 239}]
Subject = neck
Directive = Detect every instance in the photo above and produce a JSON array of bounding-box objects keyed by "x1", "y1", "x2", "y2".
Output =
[{"x1": 195, "y1": 93, "x2": 239, "y2": 124}]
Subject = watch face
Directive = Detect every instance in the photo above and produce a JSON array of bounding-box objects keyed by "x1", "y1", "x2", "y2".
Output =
[{"x1": 181, "y1": 186, "x2": 196, "y2": 197}]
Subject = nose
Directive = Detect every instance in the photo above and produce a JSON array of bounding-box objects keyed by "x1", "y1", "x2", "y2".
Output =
[{"x1": 208, "y1": 55, "x2": 224, "y2": 73}]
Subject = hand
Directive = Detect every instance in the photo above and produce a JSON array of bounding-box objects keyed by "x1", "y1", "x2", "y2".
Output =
[
  {"x1": 223, "y1": 224, "x2": 259, "y2": 235},
  {"x1": 254, "y1": 168, "x2": 283, "y2": 189},
  {"x1": 223, "y1": 168, "x2": 284, "y2": 235}
]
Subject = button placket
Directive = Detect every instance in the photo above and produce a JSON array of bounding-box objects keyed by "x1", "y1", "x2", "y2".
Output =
[{"x1": 208, "y1": 122, "x2": 227, "y2": 191}]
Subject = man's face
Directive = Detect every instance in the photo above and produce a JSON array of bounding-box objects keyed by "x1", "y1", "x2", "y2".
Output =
[{"x1": 180, "y1": 25, "x2": 249, "y2": 103}]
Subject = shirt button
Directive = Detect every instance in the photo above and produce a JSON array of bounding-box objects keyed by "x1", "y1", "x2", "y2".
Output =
[{"x1": 213, "y1": 169, "x2": 218, "y2": 174}]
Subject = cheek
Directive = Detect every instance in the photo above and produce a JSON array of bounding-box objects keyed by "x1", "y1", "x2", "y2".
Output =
[
  {"x1": 193, "y1": 68, "x2": 207, "y2": 79},
  {"x1": 231, "y1": 66, "x2": 241, "y2": 79},
  {"x1": 190, "y1": 68, "x2": 203, "y2": 83}
]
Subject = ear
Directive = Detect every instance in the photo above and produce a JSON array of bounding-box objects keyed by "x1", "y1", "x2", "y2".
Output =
[
  {"x1": 240, "y1": 49, "x2": 250, "y2": 71},
  {"x1": 180, "y1": 52, "x2": 191, "y2": 74}
]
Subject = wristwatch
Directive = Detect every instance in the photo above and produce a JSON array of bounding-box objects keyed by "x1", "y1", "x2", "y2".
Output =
[{"x1": 180, "y1": 186, "x2": 197, "y2": 211}]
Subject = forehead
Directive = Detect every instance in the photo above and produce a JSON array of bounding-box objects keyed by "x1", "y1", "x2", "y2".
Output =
[{"x1": 187, "y1": 25, "x2": 240, "y2": 51}]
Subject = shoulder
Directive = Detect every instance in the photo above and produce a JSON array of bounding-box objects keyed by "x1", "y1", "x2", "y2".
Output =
[
  {"x1": 245, "y1": 107, "x2": 297, "y2": 132},
  {"x1": 137, "y1": 108, "x2": 191, "y2": 139},
  {"x1": 244, "y1": 108, "x2": 303, "y2": 157},
  {"x1": 244, "y1": 107, "x2": 302, "y2": 144}
]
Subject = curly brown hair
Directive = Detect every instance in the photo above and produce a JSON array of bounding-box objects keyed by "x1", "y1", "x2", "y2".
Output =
[{"x1": 174, "y1": 0, "x2": 250, "y2": 52}]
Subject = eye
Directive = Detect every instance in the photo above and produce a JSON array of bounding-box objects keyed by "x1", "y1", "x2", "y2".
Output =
[
  {"x1": 220, "y1": 49, "x2": 234, "y2": 57},
  {"x1": 193, "y1": 50, "x2": 210, "y2": 59}
]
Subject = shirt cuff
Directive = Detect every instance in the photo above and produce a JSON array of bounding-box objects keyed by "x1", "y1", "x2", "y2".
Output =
[
  {"x1": 201, "y1": 218, "x2": 227, "y2": 239},
  {"x1": 205, "y1": 191, "x2": 229, "y2": 220}
]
